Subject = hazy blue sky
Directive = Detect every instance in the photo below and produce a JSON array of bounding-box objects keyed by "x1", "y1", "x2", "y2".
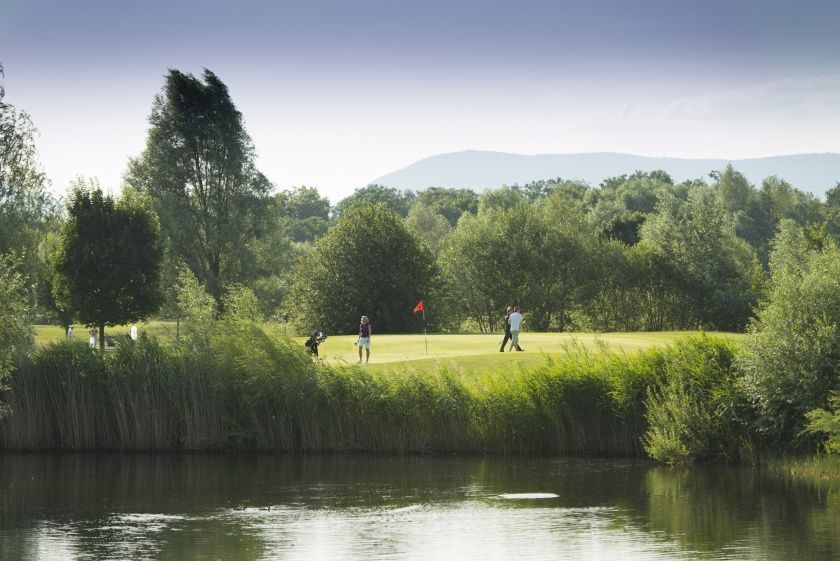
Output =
[{"x1": 2, "y1": 0, "x2": 840, "y2": 201}]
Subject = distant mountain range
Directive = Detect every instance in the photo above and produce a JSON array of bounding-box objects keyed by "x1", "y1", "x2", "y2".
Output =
[{"x1": 373, "y1": 151, "x2": 840, "y2": 197}]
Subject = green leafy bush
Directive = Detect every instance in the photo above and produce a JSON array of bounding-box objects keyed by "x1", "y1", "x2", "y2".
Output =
[
  {"x1": 803, "y1": 392, "x2": 840, "y2": 454},
  {"x1": 643, "y1": 336, "x2": 741, "y2": 463},
  {"x1": 0, "y1": 255, "x2": 34, "y2": 364},
  {"x1": 737, "y1": 221, "x2": 840, "y2": 450},
  {"x1": 0, "y1": 254, "x2": 34, "y2": 421},
  {"x1": 286, "y1": 203, "x2": 437, "y2": 334}
]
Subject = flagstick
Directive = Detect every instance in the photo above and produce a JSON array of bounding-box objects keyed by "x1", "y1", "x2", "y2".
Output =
[{"x1": 423, "y1": 309, "x2": 428, "y2": 355}]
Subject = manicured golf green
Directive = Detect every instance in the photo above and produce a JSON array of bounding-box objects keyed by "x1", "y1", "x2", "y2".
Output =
[{"x1": 314, "y1": 331, "x2": 745, "y2": 373}]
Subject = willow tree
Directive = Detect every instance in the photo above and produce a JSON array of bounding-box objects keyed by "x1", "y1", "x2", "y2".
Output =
[
  {"x1": 0, "y1": 63, "x2": 53, "y2": 320},
  {"x1": 440, "y1": 193, "x2": 594, "y2": 332},
  {"x1": 639, "y1": 187, "x2": 760, "y2": 331},
  {"x1": 0, "y1": 254, "x2": 34, "y2": 386},
  {"x1": 127, "y1": 69, "x2": 271, "y2": 305},
  {"x1": 0, "y1": 63, "x2": 48, "y2": 258}
]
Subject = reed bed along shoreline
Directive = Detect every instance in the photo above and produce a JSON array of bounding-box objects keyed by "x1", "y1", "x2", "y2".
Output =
[{"x1": 1, "y1": 323, "x2": 731, "y2": 456}]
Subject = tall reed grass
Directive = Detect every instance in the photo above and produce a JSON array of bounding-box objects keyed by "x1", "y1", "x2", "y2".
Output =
[
  {"x1": 0, "y1": 324, "x2": 736, "y2": 455},
  {"x1": 643, "y1": 335, "x2": 746, "y2": 463}
]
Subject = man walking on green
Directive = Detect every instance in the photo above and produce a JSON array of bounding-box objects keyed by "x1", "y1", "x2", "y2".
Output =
[
  {"x1": 499, "y1": 306, "x2": 512, "y2": 352},
  {"x1": 507, "y1": 306, "x2": 524, "y2": 352}
]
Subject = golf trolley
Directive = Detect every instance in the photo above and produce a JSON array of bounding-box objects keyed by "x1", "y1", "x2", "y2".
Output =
[{"x1": 304, "y1": 330, "x2": 327, "y2": 357}]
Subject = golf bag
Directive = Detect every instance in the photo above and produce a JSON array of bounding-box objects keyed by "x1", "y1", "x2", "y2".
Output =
[{"x1": 304, "y1": 330, "x2": 327, "y2": 357}]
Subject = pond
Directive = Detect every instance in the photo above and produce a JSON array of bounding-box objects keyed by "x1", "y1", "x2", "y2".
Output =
[{"x1": 1, "y1": 454, "x2": 837, "y2": 560}]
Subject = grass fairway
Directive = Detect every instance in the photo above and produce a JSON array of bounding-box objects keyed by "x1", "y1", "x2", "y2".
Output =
[
  {"x1": 34, "y1": 321, "x2": 180, "y2": 345},
  {"x1": 315, "y1": 331, "x2": 745, "y2": 375}
]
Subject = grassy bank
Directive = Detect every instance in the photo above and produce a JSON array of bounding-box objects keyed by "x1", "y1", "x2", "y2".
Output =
[{"x1": 2, "y1": 324, "x2": 738, "y2": 455}]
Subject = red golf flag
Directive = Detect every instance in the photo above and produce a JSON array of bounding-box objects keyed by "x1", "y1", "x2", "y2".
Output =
[{"x1": 413, "y1": 300, "x2": 424, "y2": 313}]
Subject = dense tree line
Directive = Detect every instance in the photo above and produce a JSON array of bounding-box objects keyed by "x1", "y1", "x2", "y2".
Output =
[
  {"x1": 166, "y1": 162, "x2": 839, "y2": 335},
  {"x1": 3, "y1": 66, "x2": 840, "y2": 337}
]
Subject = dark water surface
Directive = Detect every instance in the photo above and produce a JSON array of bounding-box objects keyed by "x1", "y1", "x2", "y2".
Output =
[{"x1": 1, "y1": 454, "x2": 838, "y2": 560}]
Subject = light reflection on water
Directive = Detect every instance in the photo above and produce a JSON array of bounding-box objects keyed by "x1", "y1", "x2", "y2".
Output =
[{"x1": 0, "y1": 454, "x2": 837, "y2": 560}]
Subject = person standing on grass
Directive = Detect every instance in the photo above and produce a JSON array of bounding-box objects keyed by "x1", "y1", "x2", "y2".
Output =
[
  {"x1": 358, "y1": 315, "x2": 372, "y2": 363},
  {"x1": 507, "y1": 306, "x2": 524, "y2": 352},
  {"x1": 67, "y1": 325, "x2": 74, "y2": 339},
  {"x1": 499, "y1": 306, "x2": 512, "y2": 352},
  {"x1": 130, "y1": 324, "x2": 138, "y2": 342},
  {"x1": 88, "y1": 327, "x2": 98, "y2": 349}
]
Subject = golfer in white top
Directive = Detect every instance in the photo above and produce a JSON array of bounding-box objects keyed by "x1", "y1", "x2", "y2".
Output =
[{"x1": 507, "y1": 306, "x2": 524, "y2": 352}]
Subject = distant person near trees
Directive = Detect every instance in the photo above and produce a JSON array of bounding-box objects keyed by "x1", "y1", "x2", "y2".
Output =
[
  {"x1": 507, "y1": 306, "x2": 524, "y2": 352},
  {"x1": 67, "y1": 325, "x2": 74, "y2": 339},
  {"x1": 88, "y1": 327, "x2": 98, "y2": 349},
  {"x1": 130, "y1": 324, "x2": 138, "y2": 341},
  {"x1": 358, "y1": 315, "x2": 372, "y2": 363},
  {"x1": 499, "y1": 306, "x2": 512, "y2": 352}
]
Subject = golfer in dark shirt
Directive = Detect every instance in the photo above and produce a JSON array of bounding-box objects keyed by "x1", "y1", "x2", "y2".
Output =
[
  {"x1": 358, "y1": 315, "x2": 371, "y2": 363},
  {"x1": 499, "y1": 307, "x2": 512, "y2": 352}
]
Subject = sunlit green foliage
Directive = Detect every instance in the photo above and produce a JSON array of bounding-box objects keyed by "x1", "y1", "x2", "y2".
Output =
[
  {"x1": 0, "y1": 254, "x2": 34, "y2": 420},
  {"x1": 405, "y1": 201, "x2": 450, "y2": 253},
  {"x1": 334, "y1": 184, "x2": 416, "y2": 218},
  {"x1": 0, "y1": 255, "x2": 34, "y2": 358},
  {"x1": 643, "y1": 336, "x2": 742, "y2": 463},
  {"x1": 0, "y1": 64, "x2": 48, "y2": 261},
  {"x1": 0, "y1": 64, "x2": 61, "y2": 324},
  {"x1": 413, "y1": 186, "x2": 478, "y2": 225},
  {"x1": 174, "y1": 266, "x2": 216, "y2": 348},
  {"x1": 738, "y1": 221, "x2": 840, "y2": 449},
  {"x1": 287, "y1": 203, "x2": 437, "y2": 333},
  {"x1": 639, "y1": 187, "x2": 761, "y2": 330},
  {"x1": 589, "y1": 170, "x2": 676, "y2": 238},
  {"x1": 272, "y1": 186, "x2": 331, "y2": 242},
  {"x1": 804, "y1": 392, "x2": 840, "y2": 455},
  {"x1": 222, "y1": 284, "x2": 263, "y2": 322},
  {"x1": 477, "y1": 185, "x2": 526, "y2": 212},
  {"x1": 440, "y1": 192, "x2": 594, "y2": 331}
]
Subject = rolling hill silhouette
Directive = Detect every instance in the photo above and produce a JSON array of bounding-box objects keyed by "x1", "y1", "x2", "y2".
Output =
[{"x1": 373, "y1": 151, "x2": 840, "y2": 196}]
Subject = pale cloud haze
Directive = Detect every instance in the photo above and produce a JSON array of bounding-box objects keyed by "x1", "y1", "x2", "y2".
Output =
[{"x1": 2, "y1": 0, "x2": 840, "y2": 201}]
